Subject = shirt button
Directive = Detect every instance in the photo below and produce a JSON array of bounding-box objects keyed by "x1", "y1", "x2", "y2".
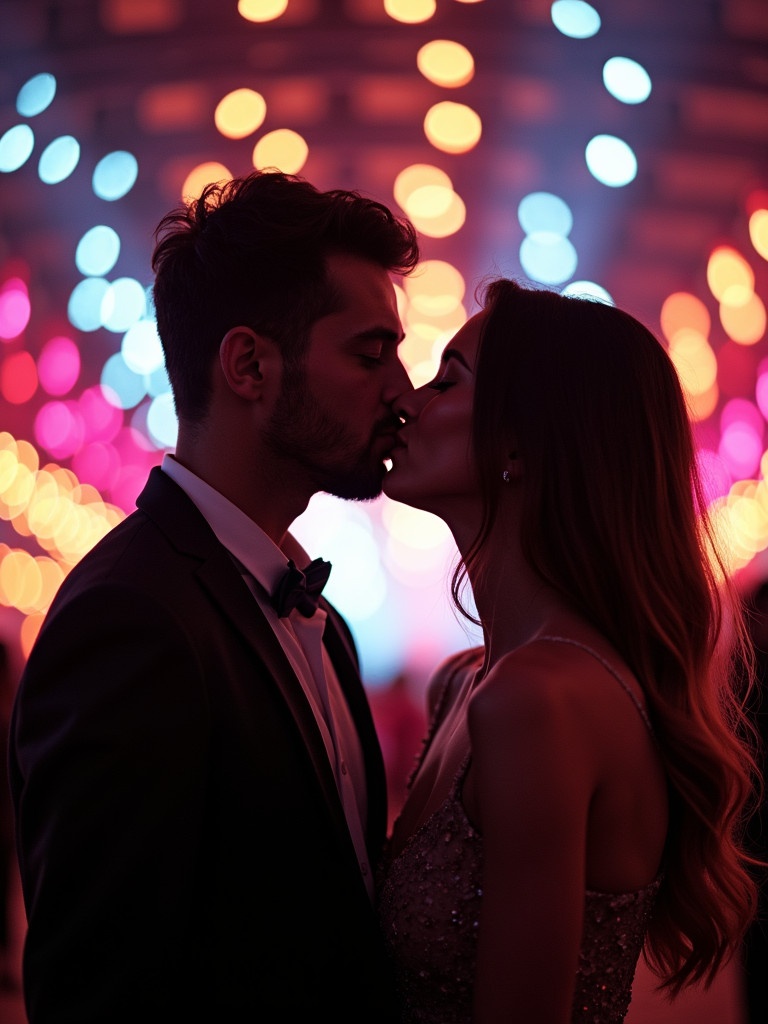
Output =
[
  {"x1": 360, "y1": 861, "x2": 369, "y2": 875},
  {"x1": 341, "y1": 760, "x2": 348, "y2": 775}
]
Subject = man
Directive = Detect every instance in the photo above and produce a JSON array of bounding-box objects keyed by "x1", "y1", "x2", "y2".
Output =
[{"x1": 9, "y1": 170, "x2": 420, "y2": 1022}]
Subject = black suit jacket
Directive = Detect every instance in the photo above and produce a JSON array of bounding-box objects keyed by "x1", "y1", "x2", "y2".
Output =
[{"x1": 9, "y1": 468, "x2": 397, "y2": 1022}]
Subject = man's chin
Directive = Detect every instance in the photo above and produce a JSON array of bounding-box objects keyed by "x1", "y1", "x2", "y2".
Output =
[{"x1": 322, "y1": 465, "x2": 386, "y2": 502}]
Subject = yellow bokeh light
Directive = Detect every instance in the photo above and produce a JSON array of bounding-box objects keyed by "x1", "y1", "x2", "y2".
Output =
[
  {"x1": 0, "y1": 449, "x2": 18, "y2": 499},
  {"x1": 405, "y1": 184, "x2": 454, "y2": 219},
  {"x1": 749, "y1": 208, "x2": 768, "y2": 261},
  {"x1": 668, "y1": 328, "x2": 718, "y2": 395},
  {"x1": 384, "y1": 0, "x2": 436, "y2": 24},
  {"x1": 417, "y1": 40, "x2": 475, "y2": 88},
  {"x1": 214, "y1": 88, "x2": 267, "y2": 140},
  {"x1": 2, "y1": 463, "x2": 35, "y2": 517},
  {"x1": 686, "y1": 381, "x2": 719, "y2": 423},
  {"x1": 35, "y1": 556, "x2": 66, "y2": 613},
  {"x1": 405, "y1": 260, "x2": 465, "y2": 317},
  {"x1": 381, "y1": 498, "x2": 451, "y2": 548},
  {"x1": 706, "y1": 245, "x2": 754, "y2": 304},
  {"x1": 660, "y1": 291, "x2": 711, "y2": 343},
  {"x1": 20, "y1": 613, "x2": 45, "y2": 660},
  {"x1": 406, "y1": 359, "x2": 442, "y2": 388},
  {"x1": 181, "y1": 162, "x2": 232, "y2": 202},
  {"x1": 398, "y1": 331, "x2": 437, "y2": 374},
  {"x1": 719, "y1": 292, "x2": 767, "y2": 345},
  {"x1": 394, "y1": 163, "x2": 452, "y2": 211},
  {"x1": 16, "y1": 438, "x2": 39, "y2": 472},
  {"x1": 252, "y1": 129, "x2": 309, "y2": 174},
  {"x1": 0, "y1": 549, "x2": 41, "y2": 612},
  {"x1": 424, "y1": 101, "x2": 482, "y2": 154},
  {"x1": 408, "y1": 191, "x2": 466, "y2": 238},
  {"x1": 238, "y1": 0, "x2": 288, "y2": 22}
]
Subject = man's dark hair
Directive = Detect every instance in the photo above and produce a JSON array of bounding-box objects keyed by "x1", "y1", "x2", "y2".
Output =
[{"x1": 151, "y1": 170, "x2": 420, "y2": 422}]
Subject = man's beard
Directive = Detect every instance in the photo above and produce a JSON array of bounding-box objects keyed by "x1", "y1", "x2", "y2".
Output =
[{"x1": 263, "y1": 362, "x2": 389, "y2": 501}]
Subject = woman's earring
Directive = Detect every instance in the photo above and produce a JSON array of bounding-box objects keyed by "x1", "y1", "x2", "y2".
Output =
[{"x1": 502, "y1": 469, "x2": 511, "y2": 483}]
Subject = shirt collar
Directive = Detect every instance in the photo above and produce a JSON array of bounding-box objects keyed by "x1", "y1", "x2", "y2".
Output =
[{"x1": 161, "y1": 454, "x2": 311, "y2": 596}]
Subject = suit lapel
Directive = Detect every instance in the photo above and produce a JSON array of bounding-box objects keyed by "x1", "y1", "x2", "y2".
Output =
[
  {"x1": 136, "y1": 468, "x2": 346, "y2": 826},
  {"x1": 321, "y1": 603, "x2": 388, "y2": 854}
]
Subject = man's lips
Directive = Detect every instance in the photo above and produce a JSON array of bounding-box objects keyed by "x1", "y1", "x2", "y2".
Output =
[{"x1": 381, "y1": 431, "x2": 407, "y2": 455}]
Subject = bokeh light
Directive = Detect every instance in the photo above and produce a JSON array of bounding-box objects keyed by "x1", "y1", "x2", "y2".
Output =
[
  {"x1": 0, "y1": 278, "x2": 31, "y2": 339},
  {"x1": 424, "y1": 102, "x2": 482, "y2": 154},
  {"x1": 16, "y1": 72, "x2": 57, "y2": 117},
  {"x1": 37, "y1": 336, "x2": 81, "y2": 396},
  {"x1": 0, "y1": 124, "x2": 35, "y2": 172},
  {"x1": 181, "y1": 162, "x2": 232, "y2": 201},
  {"x1": 385, "y1": 0, "x2": 436, "y2": 24},
  {"x1": 1, "y1": 351, "x2": 38, "y2": 404},
  {"x1": 417, "y1": 40, "x2": 475, "y2": 88},
  {"x1": 75, "y1": 225, "x2": 121, "y2": 277},
  {"x1": 252, "y1": 129, "x2": 309, "y2": 174},
  {"x1": 38, "y1": 135, "x2": 80, "y2": 184},
  {"x1": 215, "y1": 89, "x2": 267, "y2": 139},
  {"x1": 238, "y1": 0, "x2": 288, "y2": 22},
  {"x1": 551, "y1": 1, "x2": 601, "y2": 39},
  {"x1": 92, "y1": 151, "x2": 138, "y2": 201},
  {"x1": 585, "y1": 134, "x2": 637, "y2": 187},
  {"x1": 602, "y1": 57, "x2": 652, "y2": 104}
]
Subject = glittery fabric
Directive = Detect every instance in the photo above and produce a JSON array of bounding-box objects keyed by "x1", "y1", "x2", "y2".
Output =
[{"x1": 377, "y1": 759, "x2": 661, "y2": 1024}]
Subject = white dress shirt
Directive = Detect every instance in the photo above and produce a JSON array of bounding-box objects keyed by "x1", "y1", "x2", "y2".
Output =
[{"x1": 161, "y1": 455, "x2": 374, "y2": 901}]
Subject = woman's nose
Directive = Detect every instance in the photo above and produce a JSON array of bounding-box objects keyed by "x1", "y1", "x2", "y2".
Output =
[{"x1": 394, "y1": 382, "x2": 432, "y2": 422}]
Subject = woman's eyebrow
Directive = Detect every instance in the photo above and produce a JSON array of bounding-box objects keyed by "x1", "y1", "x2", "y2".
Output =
[{"x1": 441, "y1": 347, "x2": 471, "y2": 370}]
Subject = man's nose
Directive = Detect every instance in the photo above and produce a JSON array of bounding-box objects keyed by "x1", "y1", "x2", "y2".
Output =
[{"x1": 383, "y1": 355, "x2": 414, "y2": 404}]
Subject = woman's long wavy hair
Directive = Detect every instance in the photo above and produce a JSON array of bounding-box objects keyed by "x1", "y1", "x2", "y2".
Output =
[{"x1": 454, "y1": 278, "x2": 760, "y2": 993}]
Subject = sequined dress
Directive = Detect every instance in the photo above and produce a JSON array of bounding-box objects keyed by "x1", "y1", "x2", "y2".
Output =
[{"x1": 377, "y1": 638, "x2": 663, "y2": 1024}]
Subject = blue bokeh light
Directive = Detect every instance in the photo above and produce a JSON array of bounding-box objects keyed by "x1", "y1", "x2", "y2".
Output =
[
  {"x1": 92, "y1": 150, "x2": 139, "y2": 201},
  {"x1": 16, "y1": 73, "x2": 57, "y2": 117},
  {"x1": 585, "y1": 134, "x2": 638, "y2": 187},
  {"x1": 75, "y1": 225, "x2": 121, "y2": 277},
  {"x1": 38, "y1": 135, "x2": 80, "y2": 184},
  {"x1": 551, "y1": 0, "x2": 601, "y2": 39},
  {"x1": 0, "y1": 125, "x2": 35, "y2": 173}
]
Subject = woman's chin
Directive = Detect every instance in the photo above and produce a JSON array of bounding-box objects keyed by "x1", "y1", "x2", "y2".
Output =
[{"x1": 383, "y1": 468, "x2": 420, "y2": 506}]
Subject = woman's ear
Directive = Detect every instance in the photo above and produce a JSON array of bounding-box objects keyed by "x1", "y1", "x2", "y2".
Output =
[{"x1": 219, "y1": 327, "x2": 277, "y2": 401}]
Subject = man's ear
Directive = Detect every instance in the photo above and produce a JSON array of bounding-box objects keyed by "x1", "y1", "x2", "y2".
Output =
[{"x1": 218, "y1": 327, "x2": 278, "y2": 401}]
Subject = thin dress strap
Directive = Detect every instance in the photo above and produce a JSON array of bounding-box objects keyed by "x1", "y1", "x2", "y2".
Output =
[{"x1": 537, "y1": 635, "x2": 655, "y2": 736}]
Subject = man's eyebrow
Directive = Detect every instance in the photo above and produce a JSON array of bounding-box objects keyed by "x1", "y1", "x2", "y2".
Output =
[
  {"x1": 441, "y1": 347, "x2": 471, "y2": 370},
  {"x1": 351, "y1": 326, "x2": 404, "y2": 344}
]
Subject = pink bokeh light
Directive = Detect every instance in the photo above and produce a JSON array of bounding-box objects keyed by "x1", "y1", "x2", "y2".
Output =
[
  {"x1": 78, "y1": 385, "x2": 123, "y2": 444},
  {"x1": 0, "y1": 278, "x2": 31, "y2": 340},
  {"x1": 34, "y1": 400, "x2": 86, "y2": 460},
  {"x1": 37, "y1": 335, "x2": 81, "y2": 396},
  {"x1": 720, "y1": 397, "x2": 765, "y2": 435},
  {"x1": 718, "y1": 422, "x2": 763, "y2": 479},
  {"x1": 71, "y1": 442, "x2": 122, "y2": 492}
]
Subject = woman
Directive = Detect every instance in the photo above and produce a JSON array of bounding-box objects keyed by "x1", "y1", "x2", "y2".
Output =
[{"x1": 377, "y1": 279, "x2": 759, "y2": 1024}]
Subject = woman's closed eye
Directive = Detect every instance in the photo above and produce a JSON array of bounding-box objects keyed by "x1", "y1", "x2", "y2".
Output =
[{"x1": 428, "y1": 377, "x2": 455, "y2": 392}]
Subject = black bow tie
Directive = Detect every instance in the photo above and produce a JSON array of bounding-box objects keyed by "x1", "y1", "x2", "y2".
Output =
[{"x1": 272, "y1": 558, "x2": 332, "y2": 618}]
